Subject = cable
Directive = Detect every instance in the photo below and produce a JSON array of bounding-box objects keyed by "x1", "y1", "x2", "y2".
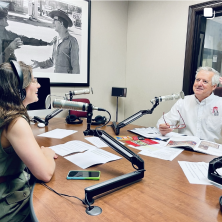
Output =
[
  {"x1": 85, "y1": 193, "x2": 93, "y2": 210},
  {"x1": 40, "y1": 182, "x2": 91, "y2": 208},
  {"x1": 95, "y1": 109, "x2": 111, "y2": 140}
]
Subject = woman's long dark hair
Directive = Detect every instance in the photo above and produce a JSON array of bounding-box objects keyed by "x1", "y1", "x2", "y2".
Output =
[{"x1": 0, "y1": 62, "x2": 31, "y2": 129}]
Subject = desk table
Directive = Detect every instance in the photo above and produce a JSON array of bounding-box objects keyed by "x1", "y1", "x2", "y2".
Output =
[{"x1": 31, "y1": 118, "x2": 222, "y2": 222}]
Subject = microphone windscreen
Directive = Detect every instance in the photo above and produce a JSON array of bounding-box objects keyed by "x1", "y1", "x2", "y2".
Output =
[
  {"x1": 73, "y1": 89, "x2": 90, "y2": 95},
  {"x1": 52, "y1": 99, "x2": 88, "y2": 111},
  {"x1": 45, "y1": 94, "x2": 51, "y2": 109},
  {"x1": 180, "y1": 91, "x2": 185, "y2": 99}
]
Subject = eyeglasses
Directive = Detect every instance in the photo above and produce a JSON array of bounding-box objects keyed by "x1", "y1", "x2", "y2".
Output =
[
  {"x1": 163, "y1": 110, "x2": 186, "y2": 129},
  {"x1": 31, "y1": 78, "x2": 38, "y2": 84}
]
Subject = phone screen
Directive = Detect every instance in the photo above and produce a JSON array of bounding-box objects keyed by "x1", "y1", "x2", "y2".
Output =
[{"x1": 68, "y1": 171, "x2": 100, "y2": 178}]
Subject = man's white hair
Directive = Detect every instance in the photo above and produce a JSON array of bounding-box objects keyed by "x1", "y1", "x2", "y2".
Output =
[{"x1": 196, "y1": 67, "x2": 220, "y2": 86}]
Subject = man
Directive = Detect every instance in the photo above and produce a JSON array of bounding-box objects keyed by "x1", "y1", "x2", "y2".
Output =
[
  {"x1": 0, "y1": 6, "x2": 52, "y2": 64},
  {"x1": 31, "y1": 9, "x2": 80, "y2": 74},
  {"x1": 157, "y1": 67, "x2": 222, "y2": 143}
]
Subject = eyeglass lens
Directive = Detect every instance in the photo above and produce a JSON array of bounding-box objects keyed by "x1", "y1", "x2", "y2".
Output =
[{"x1": 163, "y1": 110, "x2": 186, "y2": 129}]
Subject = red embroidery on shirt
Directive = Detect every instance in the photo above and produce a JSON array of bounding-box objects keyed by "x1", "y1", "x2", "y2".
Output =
[{"x1": 212, "y1": 106, "x2": 219, "y2": 116}]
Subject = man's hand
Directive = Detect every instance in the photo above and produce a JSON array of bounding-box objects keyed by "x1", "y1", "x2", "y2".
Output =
[
  {"x1": 48, "y1": 36, "x2": 57, "y2": 46},
  {"x1": 159, "y1": 123, "x2": 173, "y2": 136},
  {"x1": 9, "y1": 38, "x2": 23, "y2": 50},
  {"x1": 31, "y1": 60, "x2": 40, "y2": 69}
]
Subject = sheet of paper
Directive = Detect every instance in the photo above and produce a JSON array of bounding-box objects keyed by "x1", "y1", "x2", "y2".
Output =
[
  {"x1": 85, "y1": 137, "x2": 108, "y2": 148},
  {"x1": 133, "y1": 127, "x2": 159, "y2": 134},
  {"x1": 65, "y1": 148, "x2": 122, "y2": 169},
  {"x1": 118, "y1": 141, "x2": 125, "y2": 145},
  {"x1": 139, "y1": 145, "x2": 183, "y2": 161},
  {"x1": 128, "y1": 145, "x2": 143, "y2": 151},
  {"x1": 178, "y1": 161, "x2": 211, "y2": 185},
  {"x1": 130, "y1": 128, "x2": 161, "y2": 139},
  {"x1": 166, "y1": 136, "x2": 200, "y2": 149},
  {"x1": 152, "y1": 140, "x2": 167, "y2": 146},
  {"x1": 49, "y1": 140, "x2": 97, "y2": 156},
  {"x1": 165, "y1": 132, "x2": 187, "y2": 138},
  {"x1": 130, "y1": 128, "x2": 187, "y2": 141},
  {"x1": 38, "y1": 129, "x2": 77, "y2": 139},
  {"x1": 195, "y1": 140, "x2": 222, "y2": 156}
]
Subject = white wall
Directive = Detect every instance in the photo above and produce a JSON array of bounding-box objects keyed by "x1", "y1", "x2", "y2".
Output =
[
  {"x1": 52, "y1": 0, "x2": 209, "y2": 128},
  {"x1": 50, "y1": 1, "x2": 128, "y2": 122},
  {"x1": 125, "y1": 0, "x2": 207, "y2": 127}
]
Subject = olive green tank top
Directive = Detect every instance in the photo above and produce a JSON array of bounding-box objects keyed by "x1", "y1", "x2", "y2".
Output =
[{"x1": 0, "y1": 118, "x2": 31, "y2": 222}]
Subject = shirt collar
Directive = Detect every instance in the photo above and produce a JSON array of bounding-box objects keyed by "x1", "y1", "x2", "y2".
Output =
[
  {"x1": 194, "y1": 92, "x2": 215, "y2": 105},
  {"x1": 63, "y1": 33, "x2": 70, "y2": 40}
]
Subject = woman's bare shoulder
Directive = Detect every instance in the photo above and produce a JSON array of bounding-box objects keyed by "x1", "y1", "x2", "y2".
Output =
[{"x1": 7, "y1": 116, "x2": 30, "y2": 133}]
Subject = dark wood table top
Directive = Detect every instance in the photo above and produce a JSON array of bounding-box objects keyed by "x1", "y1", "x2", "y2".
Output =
[{"x1": 31, "y1": 118, "x2": 222, "y2": 222}]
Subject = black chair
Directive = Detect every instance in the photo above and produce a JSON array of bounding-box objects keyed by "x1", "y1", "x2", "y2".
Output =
[
  {"x1": 69, "y1": 98, "x2": 90, "y2": 118},
  {"x1": 214, "y1": 87, "x2": 222, "y2": 97}
]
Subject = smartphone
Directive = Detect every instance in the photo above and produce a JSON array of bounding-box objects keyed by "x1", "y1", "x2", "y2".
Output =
[{"x1": 67, "y1": 170, "x2": 100, "y2": 180}]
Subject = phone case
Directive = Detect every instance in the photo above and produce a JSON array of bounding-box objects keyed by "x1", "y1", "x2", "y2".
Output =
[{"x1": 66, "y1": 171, "x2": 100, "y2": 180}]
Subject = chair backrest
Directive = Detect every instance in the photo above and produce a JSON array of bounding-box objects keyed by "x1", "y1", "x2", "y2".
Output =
[
  {"x1": 214, "y1": 87, "x2": 222, "y2": 97},
  {"x1": 69, "y1": 98, "x2": 90, "y2": 117}
]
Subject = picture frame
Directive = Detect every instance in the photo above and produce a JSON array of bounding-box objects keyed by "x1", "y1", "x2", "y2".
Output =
[{"x1": 1, "y1": 0, "x2": 90, "y2": 86}]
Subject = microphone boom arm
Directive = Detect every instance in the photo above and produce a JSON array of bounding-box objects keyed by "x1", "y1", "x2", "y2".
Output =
[
  {"x1": 111, "y1": 98, "x2": 159, "y2": 135},
  {"x1": 44, "y1": 108, "x2": 63, "y2": 126},
  {"x1": 83, "y1": 104, "x2": 145, "y2": 205}
]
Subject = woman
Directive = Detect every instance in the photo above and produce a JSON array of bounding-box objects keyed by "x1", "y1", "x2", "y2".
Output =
[{"x1": 0, "y1": 61, "x2": 57, "y2": 221}]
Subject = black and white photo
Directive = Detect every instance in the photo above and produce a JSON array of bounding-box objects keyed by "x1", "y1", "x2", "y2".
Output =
[{"x1": 0, "y1": 0, "x2": 90, "y2": 86}]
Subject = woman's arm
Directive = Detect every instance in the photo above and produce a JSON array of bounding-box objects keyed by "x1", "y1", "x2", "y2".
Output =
[{"x1": 6, "y1": 117, "x2": 56, "y2": 182}]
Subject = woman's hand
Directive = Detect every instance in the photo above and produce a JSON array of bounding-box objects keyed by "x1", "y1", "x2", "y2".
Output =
[{"x1": 41, "y1": 146, "x2": 58, "y2": 159}]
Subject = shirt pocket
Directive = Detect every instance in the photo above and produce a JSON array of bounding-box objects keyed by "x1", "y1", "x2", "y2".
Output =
[{"x1": 207, "y1": 116, "x2": 222, "y2": 132}]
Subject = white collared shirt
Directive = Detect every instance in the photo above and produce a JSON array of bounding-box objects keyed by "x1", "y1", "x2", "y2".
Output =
[{"x1": 156, "y1": 93, "x2": 222, "y2": 143}]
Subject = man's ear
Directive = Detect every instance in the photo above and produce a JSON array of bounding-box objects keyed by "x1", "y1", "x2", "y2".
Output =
[{"x1": 212, "y1": 84, "x2": 217, "y2": 91}]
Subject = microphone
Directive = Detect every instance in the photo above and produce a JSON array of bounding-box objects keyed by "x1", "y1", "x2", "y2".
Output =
[
  {"x1": 65, "y1": 89, "x2": 90, "y2": 97},
  {"x1": 150, "y1": 91, "x2": 184, "y2": 104},
  {"x1": 52, "y1": 99, "x2": 105, "y2": 111}
]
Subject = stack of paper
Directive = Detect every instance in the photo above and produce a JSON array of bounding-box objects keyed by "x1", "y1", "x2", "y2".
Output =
[
  {"x1": 178, "y1": 161, "x2": 211, "y2": 185},
  {"x1": 166, "y1": 136, "x2": 222, "y2": 156},
  {"x1": 65, "y1": 148, "x2": 122, "y2": 169},
  {"x1": 129, "y1": 127, "x2": 184, "y2": 140},
  {"x1": 49, "y1": 140, "x2": 97, "y2": 156},
  {"x1": 85, "y1": 137, "x2": 108, "y2": 148},
  {"x1": 138, "y1": 144, "x2": 183, "y2": 161}
]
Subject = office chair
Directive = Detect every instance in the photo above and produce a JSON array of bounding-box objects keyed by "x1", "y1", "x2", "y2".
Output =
[
  {"x1": 214, "y1": 87, "x2": 222, "y2": 97},
  {"x1": 69, "y1": 98, "x2": 90, "y2": 117}
]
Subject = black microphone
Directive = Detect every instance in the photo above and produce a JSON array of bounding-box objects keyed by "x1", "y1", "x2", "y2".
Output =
[
  {"x1": 52, "y1": 99, "x2": 105, "y2": 111},
  {"x1": 150, "y1": 91, "x2": 184, "y2": 104}
]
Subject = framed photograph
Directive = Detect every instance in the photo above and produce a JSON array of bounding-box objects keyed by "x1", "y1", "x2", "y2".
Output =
[{"x1": 1, "y1": 0, "x2": 90, "y2": 86}]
